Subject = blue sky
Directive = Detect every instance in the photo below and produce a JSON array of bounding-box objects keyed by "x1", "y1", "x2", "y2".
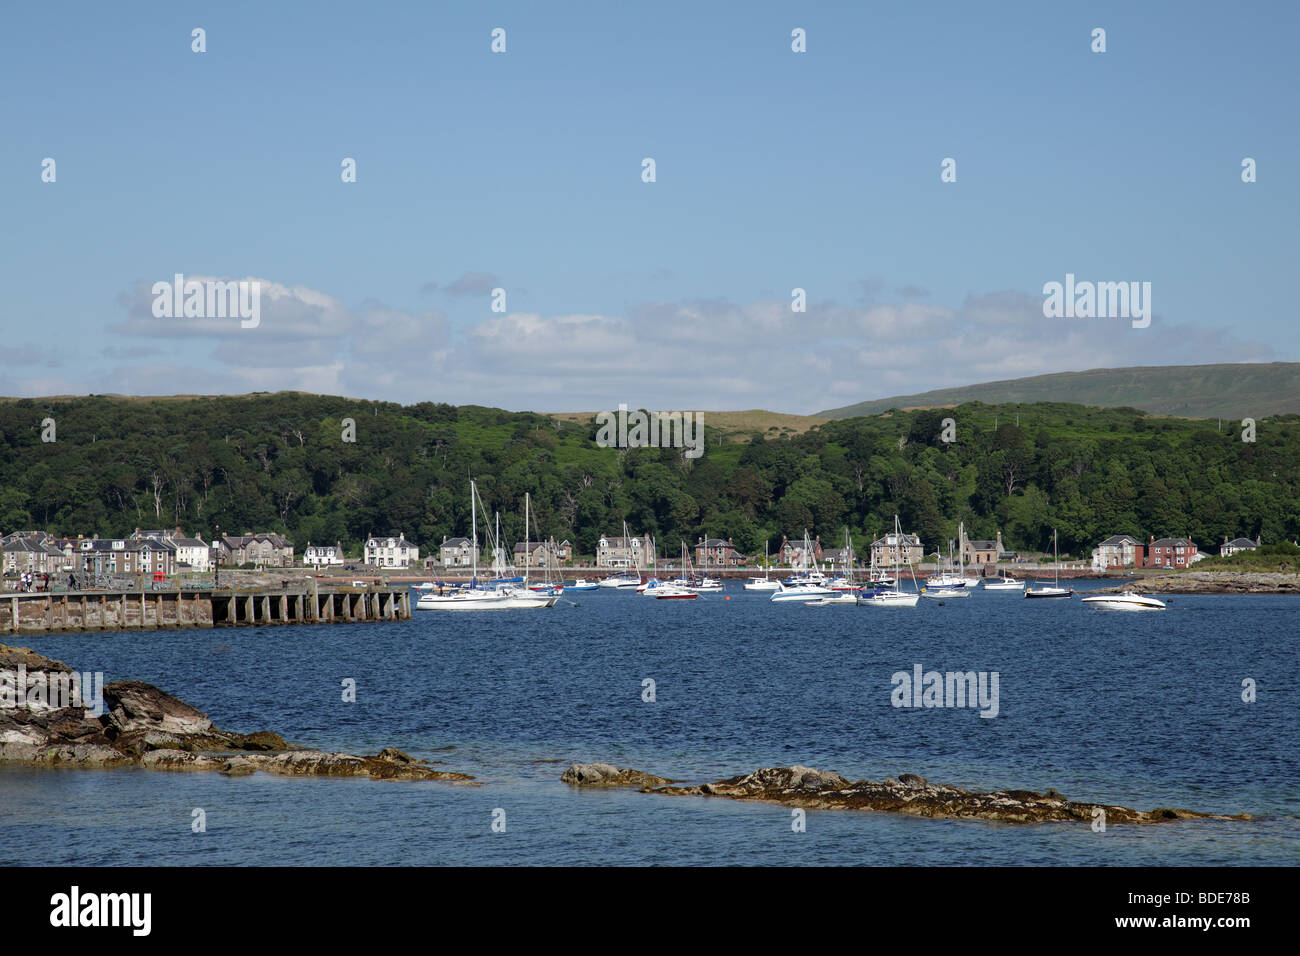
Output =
[{"x1": 1, "y1": 0, "x2": 1295, "y2": 413}]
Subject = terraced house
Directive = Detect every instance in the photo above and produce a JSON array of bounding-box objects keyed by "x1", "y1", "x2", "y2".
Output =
[
  {"x1": 2, "y1": 532, "x2": 68, "y2": 576},
  {"x1": 219, "y1": 532, "x2": 295, "y2": 568},
  {"x1": 77, "y1": 536, "x2": 178, "y2": 577}
]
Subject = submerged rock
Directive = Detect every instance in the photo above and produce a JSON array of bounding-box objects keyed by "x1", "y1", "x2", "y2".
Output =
[
  {"x1": 0, "y1": 643, "x2": 473, "y2": 784},
  {"x1": 627, "y1": 764, "x2": 1251, "y2": 826},
  {"x1": 561, "y1": 762, "x2": 674, "y2": 788}
]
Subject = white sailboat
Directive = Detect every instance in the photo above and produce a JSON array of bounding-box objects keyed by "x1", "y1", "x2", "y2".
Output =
[
  {"x1": 417, "y1": 482, "x2": 556, "y2": 610},
  {"x1": 983, "y1": 572, "x2": 1024, "y2": 591},
  {"x1": 743, "y1": 539, "x2": 780, "y2": 591},
  {"x1": 858, "y1": 515, "x2": 920, "y2": 607},
  {"x1": 523, "y1": 495, "x2": 563, "y2": 596},
  {"x1": 599, "y1": 521, "x2": 643, "y2": 588},
  {"x1": 653, "y1": 543, "x2": 700, "y2": 599},
  {"x1": 1024, "y1": 529, "x2": 1073, "y2": 599},
  {"x1": 923, "y1": 524, "x2": 972, "y2": 600}
]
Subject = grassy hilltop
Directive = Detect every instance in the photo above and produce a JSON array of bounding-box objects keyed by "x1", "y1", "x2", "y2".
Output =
[{"x1": 817, "y1": 363, "x2": 1300, "y2": 420}]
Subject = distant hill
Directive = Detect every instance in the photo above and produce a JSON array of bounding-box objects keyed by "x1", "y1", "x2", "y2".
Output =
[
  {"x1": 817, "y1": 363, "x2": 1300, "y2": 420},
  {"x1": 550, "y1": 409, "x2": 827, "y2": 440}
]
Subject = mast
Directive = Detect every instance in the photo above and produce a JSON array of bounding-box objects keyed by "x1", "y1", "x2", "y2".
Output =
[
  {"x1": 524, "y1": 492, "x2": 530, "y2": 587},
  {"x1": 471, "y1": 479, "x2": 478, "y2": 585}
]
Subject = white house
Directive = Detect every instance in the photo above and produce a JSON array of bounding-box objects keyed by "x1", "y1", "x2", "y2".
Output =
[
  {"x1": 364, "y1": 533, "x2": 419, "y2": 569},
  {"x1": 304, "y1": 541, "x2": 346, "y2": 568},
  {"x1": 171, "y1": 535, "x2": 212, "y2": 572},
  {"x1": 1220, "y1": 536, "x2": 1260, "y2": 557}
]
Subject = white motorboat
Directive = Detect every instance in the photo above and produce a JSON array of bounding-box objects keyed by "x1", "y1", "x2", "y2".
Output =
[
  {"x1": 567, "y1": 578, "x2": 599, "y2": 591},
  {"x1": 653, "y1": 583, "x2": 698, "y2": 600},
  {"x1": 1024, "y1": 529, "x2": 1073, "y2": 599},
  {"x1": 1082, "y1": 591, "x2": 1166, "y2": 611},
  {"x1": 807, "y1": 590, "x2": 859, "y2": 606},
  {"x1": 770, "y1": 582, "x2": 835, "y2": 602},
  {"x1": 598, "y1": 572, "x2": 641, "y2": 589}
]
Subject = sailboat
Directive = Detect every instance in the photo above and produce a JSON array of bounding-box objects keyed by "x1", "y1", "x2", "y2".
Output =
[
  {"x1": 1024, "y1": 529, "x2": 1073, "y2": 599},
  {"x1": 983, "y1": 572, "x2": 1024, "y2": 591},
  {"x1": 771, "y1": 531, "x2": 836, "y2": 601},
  {"x1": 923, "y1": 524, "x2": 972, "y2": 599},
  {"x1": 653, "y1": 542, "x2": 700, "y2": 599},
  {"x1": 781, "y1": 530, "x2": 829, "y2": 586},
  {"x1": 599, "y1": 521, "x2": 643, "y2": 588},
  {"x1": 522, "y1": 495, "x2": 563, "y2": 595},
  {"x1": 810, "y1": 529, "x2": 861, "y2": 604},
  {"x1": 743, "y1": 540, "x2": 780, "y2": 591},
  {"x1": 858, "y1": 515, "x2": 920, "y2": 607},
  {"x1": 417, "y1": 482, "x2": 556, "y2": 610}
]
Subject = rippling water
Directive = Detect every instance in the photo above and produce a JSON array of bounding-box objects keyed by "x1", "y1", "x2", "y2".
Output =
[{"x1": 3, "y1": 582, "x2": 1297, "y2": 865}]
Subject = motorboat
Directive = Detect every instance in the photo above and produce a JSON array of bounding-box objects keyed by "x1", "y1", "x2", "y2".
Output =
[
  {"x1": 567, "y1": 579, "x2": 599, "y2": 591},
  {"x1": 806, "y1": 590, "x2": 859, "y2": 606},
  {"x1": 598, "y1": 572, "x2": 641, "y2": 589},
  {"x1": 770, "y1": 582, "x2": 835, "y2": 602},
  {"x1": 1081, "y1": 591, "x2": 1166, "y2": 611},
  {"x1": 653, "y1": 583, "x2": 698, "y2": 600}
]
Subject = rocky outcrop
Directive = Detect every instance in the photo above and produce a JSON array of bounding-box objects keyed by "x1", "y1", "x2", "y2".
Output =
[
  {"x1": 561, "y1": 762, "x2": 674, "y2": 788},
  {"x1": 575, "y1": 763, "x2": 1251, "y2": 825},
  {"x1": 0, "y1": 643, "x2": 472, "y2": 783},
  {"x1": 1092, "y1": 572, "x2": 1300, "y2": 594}
]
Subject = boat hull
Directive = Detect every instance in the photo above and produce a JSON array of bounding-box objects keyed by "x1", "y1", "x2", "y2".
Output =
[
  {"x1": 1081, "y1": 595, "x2": 1165, "y2": 611},
  {"x1": 1024, "y1": 588, "x2": 1073, "y2": 599}
]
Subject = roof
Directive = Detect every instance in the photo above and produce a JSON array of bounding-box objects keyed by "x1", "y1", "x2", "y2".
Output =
[
  {"x1": 1150, "y1": 537, "x2": 1194, "y2": 547},
  {"x1": 171, "y1": 537, "x2": 208, "y2": 548},
  {"x1": 1099, "y1": 535, "x2": 1140, "y2": 546},
  {"x1": 872, "y1": 533, "x2": 921, "y2": 546},
  {"x1": 967, "y1": 540, "x2": 997, "y2": 550},
  {"x1": 222, "y1": 533, "x2": 292, "y2": 548},
  {"x1": 1225, "y1": 537, "x2": 1257, "y2": 548},
  {"x1": 441, "y1": 537, "x2": 472, "y2": 548}
]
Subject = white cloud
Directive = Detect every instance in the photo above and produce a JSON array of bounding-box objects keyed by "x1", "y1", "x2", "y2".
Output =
[{"x1": 0, "y1": 276, "x2": 1272, "y2": 413}]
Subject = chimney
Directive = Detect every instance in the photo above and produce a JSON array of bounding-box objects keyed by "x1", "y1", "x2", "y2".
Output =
[
  {"x1": 1256, "y1": 534, "x2": 1261, "y2": 546},
  {"x1": 996, "y1": 530, "x2": 1003, "y2": 552}
]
